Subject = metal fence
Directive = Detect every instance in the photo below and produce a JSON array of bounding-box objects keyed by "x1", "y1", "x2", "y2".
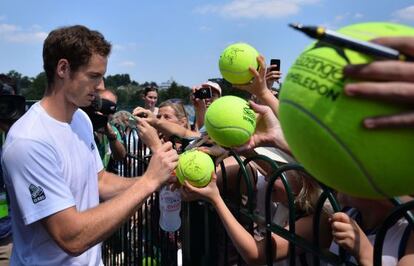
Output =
[{"x1": 102, "y1": 129, "x2": 414, "y2": 266}]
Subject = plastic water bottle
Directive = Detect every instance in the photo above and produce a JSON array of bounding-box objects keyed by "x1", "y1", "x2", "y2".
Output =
[{"x1": 159, "y1": 185, "x2": 181, "y2": 232}]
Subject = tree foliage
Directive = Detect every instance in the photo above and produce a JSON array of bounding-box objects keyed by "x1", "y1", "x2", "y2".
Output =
[
  {"x1": 105, "y1": 74, "x2": 133, "y2": 89},
  {"x1": 6, "y1": 70, "x2": 33, "y2": 94},
  {"x1": 158, "y1": 81, "x2": 191, "y2": 104},
  {"x1": 24, "y1": 72, "x2": 47, "y2": 100}
]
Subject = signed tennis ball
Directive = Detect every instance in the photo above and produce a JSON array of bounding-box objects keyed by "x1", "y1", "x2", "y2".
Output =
[
  {"x1": 219, "y1": 42, "x2": 259, "y2": 85},
  {"x1": 205, "y1": 96, "x2": 256, "y2": 148},
  {"x1": 279, "y1": 22, "x2": 414, "y2": 198},
  {"x1": 176, "y1": 150, "x2": 214, "y2": 188}
]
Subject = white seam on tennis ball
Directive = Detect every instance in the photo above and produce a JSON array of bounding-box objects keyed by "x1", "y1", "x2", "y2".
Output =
[
  {"x1": 205, "y1": 117, "x2": 252, "y2": 134},
  {"x1": 176, "y1": 164, "x2": 185, "y2": 184},
  {"x1": 280, "y1": 99, "x2": 389, "y2": 198}
]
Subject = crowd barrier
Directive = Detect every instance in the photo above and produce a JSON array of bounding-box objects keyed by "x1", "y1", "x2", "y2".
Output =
[{"x1": 101, "y1": 129, "x2": 414, "y2": 266}]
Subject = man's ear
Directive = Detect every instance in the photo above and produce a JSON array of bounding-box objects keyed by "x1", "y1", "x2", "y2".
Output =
[{"x1": 56, "y1": 59, "x2": 70, "y2": 79}]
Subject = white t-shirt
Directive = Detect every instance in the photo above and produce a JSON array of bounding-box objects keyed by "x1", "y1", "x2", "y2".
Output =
[{"x1": 1, "y1": 102, "x2": 104, "y2": 266}]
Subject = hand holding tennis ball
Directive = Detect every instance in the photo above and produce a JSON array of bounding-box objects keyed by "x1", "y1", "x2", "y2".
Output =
[
  {"x1": 205, "y1": 96, "x2": 256, "y2": 148},
  {"x1": 176, "y1": 149, "x2": 215, "y2": 188},
  {"x1": 219, "y1": 42, "x2": 259, "y2": 85}
]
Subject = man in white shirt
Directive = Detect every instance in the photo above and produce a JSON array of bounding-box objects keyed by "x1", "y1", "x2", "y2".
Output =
[{"x1": 1, "y1": 25, "x2": 178, "y2": 265}]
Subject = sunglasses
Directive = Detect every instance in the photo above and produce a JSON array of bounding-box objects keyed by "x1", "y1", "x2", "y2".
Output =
[{"x1": 167, "y1": 98, "x2": 184, "y2": 104}]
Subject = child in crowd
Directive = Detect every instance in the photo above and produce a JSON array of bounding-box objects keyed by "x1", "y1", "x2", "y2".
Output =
[{"x1": 181, "y1": 167, "x2": 331, "y2": 265}]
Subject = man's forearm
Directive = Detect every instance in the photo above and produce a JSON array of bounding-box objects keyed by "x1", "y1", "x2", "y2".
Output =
[
  {"x1": 98, "y1": 170, "x2": 136, "y2": 200},
  {"x1": 43, "y1": 175, "x2": 159, "y2": 256}
]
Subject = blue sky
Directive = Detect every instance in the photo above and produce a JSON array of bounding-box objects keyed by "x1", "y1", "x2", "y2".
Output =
[{"x1": 0, "y1": 1, "x2": 413, "y2": 87}]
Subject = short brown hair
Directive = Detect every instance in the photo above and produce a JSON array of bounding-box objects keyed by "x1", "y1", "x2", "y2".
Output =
[
  {"x1": 144, "y1": 86, "x2": 158, "y2": 96},
  {"x1": 43, "y1": 25, "x2": 111, "y2": 85}
]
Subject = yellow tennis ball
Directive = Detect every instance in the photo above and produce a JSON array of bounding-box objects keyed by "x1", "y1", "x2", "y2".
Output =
[
  {"x1": 205, "y1": 95, "x2": 256, "y2": 147},
  {"x1": 279, "y1": 22, "x2": 414, "y2": 198},
  {"x1": 142, "y1": 257, "x2": 157, "y2": 266},
  {"x1": 176, "y1": 150, "x2": 215, "y2": 188},
  {"x1": 219, "y1": 42, "x2": 259, "y2": 85}
]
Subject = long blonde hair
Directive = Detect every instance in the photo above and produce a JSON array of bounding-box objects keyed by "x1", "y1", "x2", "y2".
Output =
[
  {"x1": 159, "y1": 99, "x2": 190, "y2": 129},
  {"x1": 290, "y1": 171, "x2": 324, "y2": 215}
]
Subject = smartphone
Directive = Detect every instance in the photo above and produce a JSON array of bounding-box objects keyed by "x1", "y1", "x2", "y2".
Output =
[
  {"x1": 270, "y1": 59, "x2": 281, "y2": 71},
  {"x1": 193, "y1": 87, "x2": 212, "y2": 99}
]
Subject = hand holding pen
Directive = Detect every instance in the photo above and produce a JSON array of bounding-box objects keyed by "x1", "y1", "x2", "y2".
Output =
[
  {"x1": 290, "y1": 23, "x2": 414, "y2": 128},
  {"x1": 289, "y1": 23, "x2": 414, "y2": 61}
]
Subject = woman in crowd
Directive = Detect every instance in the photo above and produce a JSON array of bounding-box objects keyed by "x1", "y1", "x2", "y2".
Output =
[{"x1": 133, "y1": 86, "x2": 159, "y2": 115}]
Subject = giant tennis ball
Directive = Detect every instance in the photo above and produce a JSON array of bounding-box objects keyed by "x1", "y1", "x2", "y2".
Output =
[
  {"x1": 279, "y1": 22, "x2": 414, "y2": 198},
  {"x1": 176, "y1": 150, "x2": 215, "y2": 188},
  {"x1": 205, "y1": 96, "x2": 256, "y2": 147},
  {"x1": 219, "y1": 42, "x2": 259, "y2": 85}
]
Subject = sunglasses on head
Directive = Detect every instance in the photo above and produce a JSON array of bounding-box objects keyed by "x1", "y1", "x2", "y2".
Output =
[{"x1": 168, "y1": 98, "x2": 184, "y2": 104}]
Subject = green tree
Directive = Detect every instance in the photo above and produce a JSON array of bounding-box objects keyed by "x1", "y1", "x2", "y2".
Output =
[
  {"x1": 24, "y1": 72, "x2": 47, "y2": 100},
  {"x1": 159, "y1": 81, "x2": 191, "y2": 104},
  {"x1": 115, "y1": 84, "x2": 141, "y2": 112},
  {"x1": 6, "y1": 70, "x2": 33, "y2": 94},
  {"x1": 19, "y1": 76, "x2": 33, "y2": 92},
  {"x1": 105, "y1": 74, "x2": 132, "y2": 89},
  {"x1": 141, "y1": 81, "x2": 158, "y2": 88},
  {"x1": 6, "y1": 70, "x2": 22, "y2": 81}
]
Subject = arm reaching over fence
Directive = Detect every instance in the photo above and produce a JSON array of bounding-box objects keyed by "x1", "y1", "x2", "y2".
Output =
[
  {"x1": 182, "y1": 171, "x2": 331, "y2": 265},
  {"x1": 182, "y1": 172, "x2": 268, "y2": 264},
  {"x1": 234, "y1": 55, "x2": 280, "y2": 116},
  {"x1": 235, "y1": 101, "x2": 291, "y2": 155}
]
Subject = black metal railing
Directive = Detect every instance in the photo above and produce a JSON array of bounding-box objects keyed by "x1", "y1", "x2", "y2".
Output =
[{"x1": 102, "y1": 130, "x2": 414, "y2": 266}]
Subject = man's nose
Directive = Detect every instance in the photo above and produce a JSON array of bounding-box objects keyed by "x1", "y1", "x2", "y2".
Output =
[{"x1": 96, "y1": 78, "x2": 105, "y2": 91}]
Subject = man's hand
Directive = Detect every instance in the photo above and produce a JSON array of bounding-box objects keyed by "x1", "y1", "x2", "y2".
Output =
[
  {"x1": 136, "y1": 118, "x2": 162, "y2": 151},
  {"x1": 344, "y1": 37, "x2": 414, "y2": 129},
  {"x1": 143, "y1": 142, "x2": 179, "y2": 189},
  {"x1": 132, "y1": 107, "x2": 157, "y2": 126}
]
